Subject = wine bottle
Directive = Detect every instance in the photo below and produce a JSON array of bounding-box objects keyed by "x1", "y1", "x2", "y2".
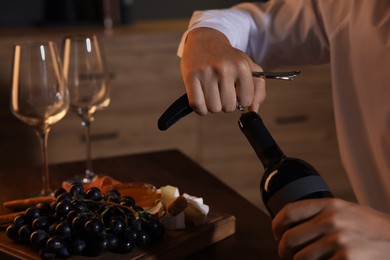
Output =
[{"x1": 238, "y1": 111, "x2": 333, "y2": 218}]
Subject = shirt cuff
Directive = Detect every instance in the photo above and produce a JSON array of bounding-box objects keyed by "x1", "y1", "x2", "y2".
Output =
[{"x1": 177, "y1": 8, "x2": 254, "y2": 57}]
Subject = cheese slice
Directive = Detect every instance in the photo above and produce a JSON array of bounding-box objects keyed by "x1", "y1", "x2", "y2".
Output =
[
  {"x1": 183, "y1": 193, "x2": 209, "y2": 226},
  {"x1": 160, "y1": 185, "x2": 180, "y2": 204}
]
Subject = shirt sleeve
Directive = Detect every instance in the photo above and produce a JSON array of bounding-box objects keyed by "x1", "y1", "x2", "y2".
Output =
[
  {"x1": 177, "y1": 8, "x2": 257, "y2": 57},
  {"x1": 178, "y1": 0, "x2": 331, "y2": 70}
]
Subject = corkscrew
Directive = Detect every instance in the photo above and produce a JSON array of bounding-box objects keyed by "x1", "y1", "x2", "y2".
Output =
[{"x1": 157, "y1": 70, "x2": 300, "y2": 131}]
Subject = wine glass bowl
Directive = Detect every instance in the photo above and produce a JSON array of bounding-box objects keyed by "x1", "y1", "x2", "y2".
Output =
[
  {"x1": 62, "y1": 34, "x2": 110, "y2": 184},
  {"x1": 11, "y1": 41, "x2": 69, "y2": 195}
]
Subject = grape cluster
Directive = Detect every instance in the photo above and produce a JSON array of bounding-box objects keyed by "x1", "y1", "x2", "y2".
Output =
[{"x1": 6, "y1": 183, "x2": 165, "y2": 259}]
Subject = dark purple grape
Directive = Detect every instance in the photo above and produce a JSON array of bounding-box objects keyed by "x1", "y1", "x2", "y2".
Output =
[
  {"x1": 120, "y1": 196, "x2": 136, "y2": 208},
  {"x1": 25, "y1": 206, "x2": 41, "y2": 221},
  {"x1": 6, "y1": 224, "x2": 20, "y2": 240},
  {"x1": 30, "y1": 230, "x2": 50, "y2": 249},
  {"x1": 18, "y1": 224, "x2": 33, "y2": 242},
  {"x1": 125, "y1": 214, "x2": 136, "y2": 226},
  {"x1": 66, "y1": 209, "x2": 82, "y2": 223},
  {"x1": 113, "y1": 240, "x2": 134, "y2": 254},
  {"x1": 46, "y1": 235, "x2": 65, "y2": 253},
  {"x1": 109, "y1": 217, "x2": 125, "y2": 235},
  {"x1": 134, "y1": 205, "x2": 145, "y2": 213},
  {"x1": 13, "y1": 214, "x2": 28, "y2": 228},
  {"x1": 69, "y1": 238, "x2": 86, "y2": 255},
  {"x1": 136, "y1": 230, "x2": 151, "y2": 247},
  {"x1": 85, "y1": 233, "x2": 107, "y2": 256},
  {"x1": 106, "y1": 189, "x2": 121, "y2": 202},
  {"x1": 56, "y1": 192, "x2": 72, "y2": 202},
  {"x1": 55, "y1": 246, "x2": 71, "y2": 259},
  {"x1": 69, "y1": 182, "x2": 84, "y2": 196},
  {"x1": 48, "y1": 221, "x2": 59, "y2": 235},
  {"x1": 129, "y1": 218, "x2": 142, "y2": 231},
  {"x1": 105, "y1": 233, "x2": 119, "y2": 251},
  {"x1": 101, "y1": 206, "x2": 123, "y2": 226},
  {"x1": 71, "y1": 215, "x2": 89, "y2": 232},
  {"x1": 122, "y1": 227, "x2": 138, "y2": 243},
  {"x1": 50, "y1": 201, "x2": 58, "y2": 212},
  {"x1": 134, "y1": 206, "x2": 148, "y2": 219},
  {"x1": 39, "y1": 248, "x2": 56, "y2": 260},
  {"x1": 55, "y1": 200, "x2": 73, "y2": 218},
  {"x1": 32, "y1": 217, "x2": 51, "y2": 231},
  {"x1": 55, "y1": 222, "x2": 72, "y2": 238},
  {"x1": 84, "y1": 218, "x2": 104, "y2": 235},
  {"x1": 36, "y1": 202, "x2": 51, "y2": 215},
  {"x1": 85, "y1": 187, "x2": 102, "y2": 201},
  {"x1": 72, "y1": 200, "x2": 88, "y2": 212},
  {"x1": 53, "y1": 187, "x2": 67, "y2": 198},
  {"x1": 142, "y1": 212, "x2": 155, "y2": 221},
  {"x1": 145, "y1": 220, "x2": 165, "y2": 241}
]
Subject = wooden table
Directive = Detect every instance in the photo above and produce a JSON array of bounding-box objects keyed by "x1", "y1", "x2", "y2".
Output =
[{"x1": 0, "y1": 149, "x2": 279, "y2": 259}]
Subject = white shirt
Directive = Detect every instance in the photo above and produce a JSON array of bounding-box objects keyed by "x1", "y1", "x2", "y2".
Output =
[{"x1": 178, "y1": 0, "x2": 390, "y2": 213}]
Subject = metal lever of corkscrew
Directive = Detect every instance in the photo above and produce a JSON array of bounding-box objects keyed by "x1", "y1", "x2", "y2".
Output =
[{"x1": 157, "y1": 70, "x2": 300, "y2": 131}]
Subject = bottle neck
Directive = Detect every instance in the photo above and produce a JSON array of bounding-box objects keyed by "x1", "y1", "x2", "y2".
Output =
[{"x1": 239, "y1": 112, "x2": 285, "y2": 168}]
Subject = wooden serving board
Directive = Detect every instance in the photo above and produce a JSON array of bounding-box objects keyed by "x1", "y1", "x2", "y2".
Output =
[{"x1": 0, "y1": 212, "x2": 235, "y2": 259}]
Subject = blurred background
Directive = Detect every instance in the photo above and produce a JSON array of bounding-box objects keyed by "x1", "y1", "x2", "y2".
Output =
[
  {"x1": 0, "y1": 0, "x2": 355, "y2": 208},
  {"x1": 0, "y1": 0, "x2": 261, "y2": 27}
]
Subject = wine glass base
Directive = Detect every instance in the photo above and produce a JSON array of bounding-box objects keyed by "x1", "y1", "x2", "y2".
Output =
[
  {"x1": 25, "y1": 191, "x2": 54, "y2": 198},
  {"x1": 40, "y1": 190, "x2": 53, "y2": 197},
  {"x1": 64, "y1": 174, "x2": 99, "y2": 185},
  {"x1": 84, "y1": 169, "x2": 96, "y2": 184}
]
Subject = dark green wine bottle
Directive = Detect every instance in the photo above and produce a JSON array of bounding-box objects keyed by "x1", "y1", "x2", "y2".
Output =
[{"x1": 239, "y1": 111, "x2": 333, "y2": 218}]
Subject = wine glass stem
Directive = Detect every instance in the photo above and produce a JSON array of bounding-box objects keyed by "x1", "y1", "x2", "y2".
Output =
[
  {"x1": 36, "y1": 128, "x2": 51, "y2": 195},
  {"x1": 83, "y1": 120, "x2": 95, "y2": 181}
]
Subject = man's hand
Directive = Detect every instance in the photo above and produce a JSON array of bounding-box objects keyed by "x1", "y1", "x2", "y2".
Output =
[
  {"x1": 180, "y1": 27, "x2": 265, "y2": 115},
  {"x1": 272, "y1": 198, "x2": 390, "y2": 259}
]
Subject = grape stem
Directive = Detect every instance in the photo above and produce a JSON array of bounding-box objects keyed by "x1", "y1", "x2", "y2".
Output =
[{"x1": 82, "y1": 199, "x2": 140, "y2": 220}]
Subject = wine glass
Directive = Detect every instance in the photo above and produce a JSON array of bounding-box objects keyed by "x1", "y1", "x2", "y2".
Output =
[
  {"x1": 11, "y1": 41, "x2": 69, "y2": 196},
  {"x1": 61, "y1": 34, "x2": 110, "y2": 184}
]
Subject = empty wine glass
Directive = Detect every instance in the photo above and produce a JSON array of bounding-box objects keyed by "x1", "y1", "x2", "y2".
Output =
[
  {"x1": 62, "y1": 34, "x2": 110, "y2": 184},
  {"x1": 11, "y1": 41, "x2": 69, "y2": 195}
]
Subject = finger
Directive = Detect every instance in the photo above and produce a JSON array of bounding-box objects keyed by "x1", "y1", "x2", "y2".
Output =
[
  {"x1": 292, "y1": 232, "x2": 338, "y2": 260},
  {"x1": 202, "y1": 78, "x2": 222, "y2": 113},
  {"x1": 330, "y1": 237, "x2": 390, "y2": 260},
  {"x1": 295, "y1": 230, "x2": 390, "y2": 260},
  {"x1": 272, "y1": 198, "x2": 331, "y2": 240},
  {"x1": 219, "y1": 75, "x2": 237, "y2": 113},
  {"x1": 185, "y1": 77, "x2": 208, "y2": 115},
  {"x1": 248, "y1": 76, "x2": 266, "y2": 112},
  {"x1": 235, "y1": 63, "x2": 254, "y2": 108},
  {"x1": 235, "y1": 75, "x2": 254, "y2": 108},
  {"x1": 278, "y1": 215, "x2": 329, "y2": 259},
  {"x1": 248, "y1": 62, "x2": 265, "y2": 112},
  {"x1": 180, "y1": 57, "x2": 209, "y2": 115}
]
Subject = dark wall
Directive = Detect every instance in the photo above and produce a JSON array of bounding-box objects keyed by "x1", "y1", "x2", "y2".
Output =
[
  {"x1": 0, "y1": 1, "x2": 45, "y2": 26},
  {"x1": 0, "y1": 0, "x2": 262, "y2": 27},
  {"x1": 131, "y1": 0, "x2": 259, "y2": 20}
]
